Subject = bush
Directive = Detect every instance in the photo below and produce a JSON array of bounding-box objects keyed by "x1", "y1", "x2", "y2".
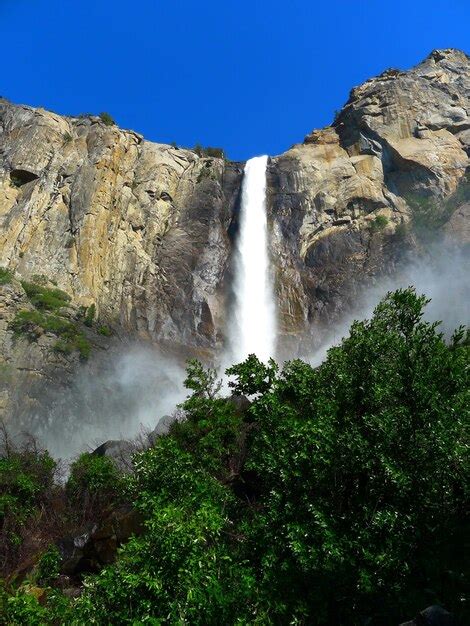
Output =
[
  {"x1": 1, "y1": 288, "x2": 467, "y2": 625},
  {"x1": 0, "y1": 439, "x2": 57, "y2": 573},
  {"x1": 369, "y1": 214, "x2": 389, "y2": 233},
  {"x1": 99, "y1": 112, "x2": 115, "y2": 126},
  {"x1": 66, "y1": 453, "x2": 122, "y2": 513},
  {"x1": 0, "y1": 267, "x2": 13, "y2": 285},
  {"x1": 83, "y1": 304, "x2": 95, "y2": 327},
  {"x1": 10, "y1": 310, "x2": 91, "y2": 359},
  {"x1": 406, "y1": 175, "x2": 469, "y2": 242},
  {"x1": 35, "y1": 544, "x2": 61, "y2": 586},
  {"x1": 75, "y1": 439, "x2": 257, "y2": 624},
  {"x1": 194, "y1": 144, "x2": 225, "y2": 159},
  {"x1": 98, "y1": 325, "x2": 112, "y2": 337},
  {"x1": 0, "y1": 585, "x2": 72, "y2": 625},
  {"x1": 21, "y1": 281, "x2": 70, "y2": 312},
  {"x1": 229, "y1": 288, "x2": 469, "y2": 623}
]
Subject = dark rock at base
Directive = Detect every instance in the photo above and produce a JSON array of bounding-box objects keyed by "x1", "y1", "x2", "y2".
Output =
[
  {"x1": 82, "y1": 507, "x2": 144, "y2": 567},
  {"x1": 148, "y1": 414, "x2": 177, "y2": 444},
  {"x1": 58, "y1": 507, "x2": 144, "y2": 578},
  {"x1": 400, "y1": 605, "x2": 456, "y2": 626},
  {"x1": 227, "y1": 394, "x2": 251, "y2": 416},
  {"x1": 92, "y1": 439, "x2": 138, "y2": 472}
]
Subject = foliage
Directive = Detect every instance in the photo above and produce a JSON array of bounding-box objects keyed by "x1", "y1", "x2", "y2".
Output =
[
  {"x1": 66, "y1": 453, "x2": 122, "y2": 512},
  {"x1": 0, "y1": 585, "x2": 72, "y2": 625},
  {"x1": 194, "y1": 144, "x2": 225, "y2": 159},
  {"x1": 170, "y1": 367, "x2": 245, "y2": 479},
  {"x1": 0, "y1": 440, "x2": 57, "y2": 573},
  {"x1": 226, "y1": 354, "x2": 278, "y2": 396},
  {"x1": 98, "y1": 112, "x2": 115, "y2": 126},
  {"x1": 369, "y1": 214, "x2": 389, "y2": 233},
  {"x1": 232, "y1": 288, "x2": 468, "y2": 624},
  {"x1": 9, "y1": 310, "x2": 91, "y2": 359},
  {"x1": 74, "y1": 438, "x2": 258, "y2": 624},
  {"x1": 406, "y1": 173, "x2": 470, "y2": 242},
  {"x1": 0, "y1": 268, "x2": 13, "y2": 285},
  {"x1": 197, "y1": 165, "x2": 219, "y2": 183},
  {"x1": 0, "y1": 287, "x2": 467, "y2": 625},
  {"x1": 7, "y1": 278, "x2": 91, "y2": 358},
  {"x1": 21, "y1": 280, "x2": 70, "y2": 312},
  {"x1": 35, "y1": 544, "x2": 61, "y2": 586},
  {"x1": 97, "y1": 325, "x2": 112, "y2": 337},
  {"x1": 84, "y1": 303, "x2": 95, "y2": 327}
]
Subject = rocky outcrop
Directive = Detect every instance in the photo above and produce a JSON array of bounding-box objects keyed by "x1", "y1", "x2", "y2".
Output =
[
  {"x1": 267, "y1": 49, "x2": 469, "y2": 353},
  {"x1": 0, "y1": 105, "x2": 242, "y2": 351},
  {"x1": 1, "y1": 48, "x2": 469, "y2": 428}
]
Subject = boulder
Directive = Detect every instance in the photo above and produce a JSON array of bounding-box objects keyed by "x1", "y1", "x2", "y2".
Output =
[
  {"x1": 57, "y1": 507, "x2": 144, "y2": 578},
  {"x1": 92, "y1": 439, "x2": 138, "y2": 472},
  {"x1": 148, "y1": 414, "x2": 177, "y2": 444},
  {"x1": 399, "y1": 605, "x2": 456, "y2": 626}
]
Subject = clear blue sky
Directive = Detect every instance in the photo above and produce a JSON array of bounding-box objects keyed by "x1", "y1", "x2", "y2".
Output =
[{"x1": 1, "y1": 1, "x2": 468, "y2": 160}]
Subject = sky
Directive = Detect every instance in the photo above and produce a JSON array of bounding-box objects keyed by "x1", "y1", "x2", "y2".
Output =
[{"x1": 1, "y1": 1, "x2": 469, "y2": 160}]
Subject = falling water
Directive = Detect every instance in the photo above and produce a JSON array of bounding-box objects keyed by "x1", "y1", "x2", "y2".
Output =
[{"x1": 229, "y1": 155, "x2": 276, "y2": 363}]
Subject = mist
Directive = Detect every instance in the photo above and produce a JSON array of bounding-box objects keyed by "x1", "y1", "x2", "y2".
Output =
[
  {"x1": 24, "y1": 241, "x2": 468, "y2": 461},
  {"x1": 308, "y1": 242, "x2": 469, "y2": 366},
  {"x1": 32, "y1": 345, "x2": 187, "y2": 460}
]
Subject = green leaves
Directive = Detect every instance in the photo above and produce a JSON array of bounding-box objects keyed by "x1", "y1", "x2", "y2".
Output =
[
  {"x1": 226, "y1": 354, "x2": 278, "y2": 396},
  {"x1": 2, "y1": 287, "x2": 467, "y2": 625}
]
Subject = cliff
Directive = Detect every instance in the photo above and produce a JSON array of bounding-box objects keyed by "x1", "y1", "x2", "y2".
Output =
[
  {"x1": 268, "y1": 48, "x2": 469, "y2": 352},
  {"x1": 0, "y1": 48, "x2": 469, "y2": 431}
]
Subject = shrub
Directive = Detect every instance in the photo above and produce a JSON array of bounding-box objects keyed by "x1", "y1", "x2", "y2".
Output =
[
  {"x1": 204, "y1": 146, "x2": 225, "y2": 159},
  {"x1": 98, "y1": 325, "x2": 112, "y2": 337},
  {"x1": 10, "y1": 310, "x2": 91, "y2": 359},
  {"x1": 0, "y1": 450, "x2": 56, "y2": 522},
  {"x1": 1, "y1": 288, "x2": 467, "y2": 625},
  {"x1": 67, "y1": 453, "x2": 122, "y2": 513},
  {"x1": 9, "y1": 310, "x2": 46, "y2": 340},
  {"x1": 84, "y1": 303, "x2": 95, "y2": 327},
  {"x1": 169, "y1": 361, "x2": 246, "y2": 479},
  {"x1": 0, "y1": 267, "x2": 13, "y2": 285},
  {"x1": 194, "y1": 144, "x2": 225, "y2": 159},
  {"x1": 0, "y1": 585, "x2": 72, "y2": 625},
  {"x1": 99, "y1": 112, "x2": 115, "y2": 126},
  {"x1": 404, "y1": 175, "x2": 470, "y2": 242},
  {"x1": 35, "y1": 544, "x2": 61, "y2": 586},
  {"x1": 21, "y1": 280, "x2": 70, "y2": 311},
  {"x1": 75, "y1": 439, "x2": 257, "y2": 624},
  {"x1": 31, "y1": 274, "x2": 49, "y2": 286},
  {"x1": 53, "y1": 334, "x2": 91, "y2": 359},
  {"x1": 369, "y1": 214, "x2": 389, "y2": 233},
  {"x1": 0, "y1": 439, "x2": 57, "y2": 573},
  {"x1": 228, "y1": 288, "x2": 469, "y2": 623}
]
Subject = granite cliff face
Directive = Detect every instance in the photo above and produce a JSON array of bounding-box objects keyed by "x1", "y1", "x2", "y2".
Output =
[
  {"x1": 0, "y1": 48, "x2": 469, "y2": 431},
  {"x1": 268, "y1": 48, "x2": 469, "y2": 353}
]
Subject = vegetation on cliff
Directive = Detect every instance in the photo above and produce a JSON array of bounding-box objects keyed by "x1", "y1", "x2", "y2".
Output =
[
  {"x1": 0, "y1": 288, "x2": 468, "y2": 625},
  {"x1": 7, "y1": 278, "x2": 93, "y2": 360}
]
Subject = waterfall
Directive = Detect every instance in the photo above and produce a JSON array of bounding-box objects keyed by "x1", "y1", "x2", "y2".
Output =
[{"x1": 229, "y1": 155, "x2": 276, "y2": 364}]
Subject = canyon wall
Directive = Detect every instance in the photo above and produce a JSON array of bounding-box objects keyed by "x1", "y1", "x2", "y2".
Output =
[{"x1": 0, "y1": 48, "x2": 468, "y2": 430}]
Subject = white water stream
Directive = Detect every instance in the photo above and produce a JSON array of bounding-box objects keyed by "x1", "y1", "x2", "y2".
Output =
[{"x1": 229, "y1": 155, "x2": 276, "y2": 363}]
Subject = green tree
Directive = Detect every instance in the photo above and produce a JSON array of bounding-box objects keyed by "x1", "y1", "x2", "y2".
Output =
[
  {"x1": 75, "y1": 439, "x2": 258, "y2": 624},
  {"x1": 233, "y1": 288, "x2": 468, "y2": 623}
]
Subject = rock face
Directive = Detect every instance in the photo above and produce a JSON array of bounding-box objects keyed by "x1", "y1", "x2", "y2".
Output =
[
  {"x1": 267, "y1": 48, "x2": 469, "y2": 353},
  {"x1": 0, "y1": 48, "x2": 469, "y2": 428},
  {"x1": 0, "y1": 106, "x2": 242, "y2": 350}
]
